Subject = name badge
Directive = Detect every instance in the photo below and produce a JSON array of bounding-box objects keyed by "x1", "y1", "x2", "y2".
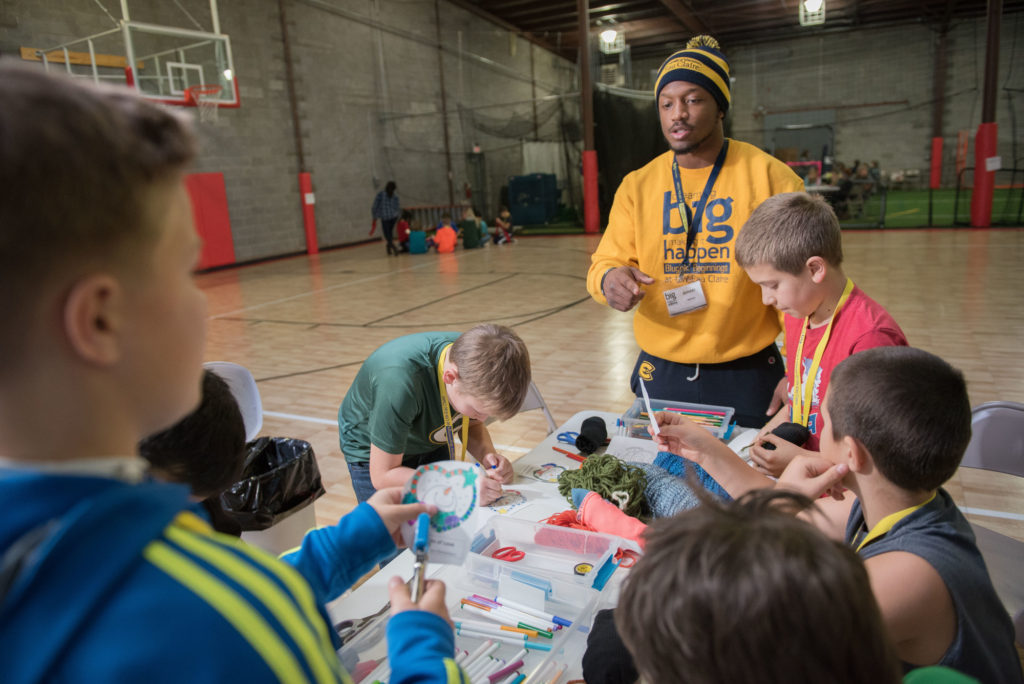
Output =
[{"x1": 664, "y1": 280, "x2": 707, "y2": 316}]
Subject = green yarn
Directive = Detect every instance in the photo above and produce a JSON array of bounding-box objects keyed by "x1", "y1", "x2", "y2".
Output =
[{"x1": 557, "y1": 453, "x2": 649, "y2": 519}]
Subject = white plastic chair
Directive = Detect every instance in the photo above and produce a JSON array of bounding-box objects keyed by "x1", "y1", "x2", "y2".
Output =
[
  {"x1": 959, "y1": 401, "x2": 1024, "y2": 645},
  {"x1": 518, "y1": 381, "x2": 558, "y2": 434}
]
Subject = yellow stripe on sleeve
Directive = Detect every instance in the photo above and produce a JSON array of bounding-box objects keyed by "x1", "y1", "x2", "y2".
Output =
[
  {"x1": 143, "y1": 540, "x2": 309, "y2": 684},
  {"x1": 164, "y1": 524, "x2": 340, "y2": 684},
  {"x1": 211, "y1": 528, "x2": 345, "y2": 681},
  {"x1": 445, "y1": 658, "x2": 468, "y2": 683}
]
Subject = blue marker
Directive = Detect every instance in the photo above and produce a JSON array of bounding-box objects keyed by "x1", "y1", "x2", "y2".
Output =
[{"x1": 410, "y1": 513, "x2": 430, "y2": 603}]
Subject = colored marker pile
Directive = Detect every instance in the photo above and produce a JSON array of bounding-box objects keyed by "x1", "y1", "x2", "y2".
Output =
[
  {"x1": 637, "y1": 406, "x2": 727, "y2": 430},
  {"x1": 355, "y1": 596, "x2": 574, "y2": 684}
]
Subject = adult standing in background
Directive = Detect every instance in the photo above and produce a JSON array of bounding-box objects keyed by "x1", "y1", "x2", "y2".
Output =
[
  {"x1": 585, "y1": 36, "x2": 803, "y2": 428},
  {"x1": 372, "y1": 180, "x2": 401, "y2": 256}
]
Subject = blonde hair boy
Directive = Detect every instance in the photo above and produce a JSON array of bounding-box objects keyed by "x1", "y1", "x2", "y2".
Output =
[{"x1": 340, "y1": 324, "x2": 532, "y2": 506}]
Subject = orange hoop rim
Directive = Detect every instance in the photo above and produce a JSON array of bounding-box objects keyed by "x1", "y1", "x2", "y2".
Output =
[{"x1": 185, "y1": 84, "x2": 222, "y2": 106}]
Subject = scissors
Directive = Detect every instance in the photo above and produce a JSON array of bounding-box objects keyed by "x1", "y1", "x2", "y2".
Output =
[
  {"x1": 491, "y1": 545, "x2": 526, "y2": 562},
  {"x1": 556, "y1": 431, "x2": 579, "y2": 446}
]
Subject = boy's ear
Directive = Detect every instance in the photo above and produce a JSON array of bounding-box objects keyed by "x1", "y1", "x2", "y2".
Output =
[
  {"x1": 844, "y1": 435, "x2": 873, "y2": 474},
  {"x1": 442, "y1": 366, "x2": 459, "y2": 385},
  {"x1": 806, "y1": 256, "x2": 828, "y2": 283},
  {"x1": 63, "y1": 274, "x2": 124, "y2": 366}
]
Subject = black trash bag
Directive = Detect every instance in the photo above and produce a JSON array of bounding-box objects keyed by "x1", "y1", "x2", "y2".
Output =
[{"x1": 219, "y1": 437, "x2": 325, "y2": 531}]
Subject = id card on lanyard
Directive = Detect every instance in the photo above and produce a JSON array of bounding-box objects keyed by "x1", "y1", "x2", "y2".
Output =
[
  {"x1": 437, "y1": 343, "x2": 469, "y2": 461},
  {"x1": 663, "y1": 140, "x2": 729, "y2": 317}
]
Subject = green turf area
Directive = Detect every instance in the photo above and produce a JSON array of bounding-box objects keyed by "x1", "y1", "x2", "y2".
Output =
[
  {"x1": 835, "y1": 188, "x2": 1022, "y2": 229},
  {"x1": 517, "y1": 188, "x2": 1023, "y2": 234}
]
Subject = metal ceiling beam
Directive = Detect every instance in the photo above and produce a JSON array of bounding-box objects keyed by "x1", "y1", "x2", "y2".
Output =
[
  {"x1": 655, "y1": 0, "x2": 709, "y2": 33},
  {"x1": 444, "y1": 0, "x2": 566, "y2": 56}
]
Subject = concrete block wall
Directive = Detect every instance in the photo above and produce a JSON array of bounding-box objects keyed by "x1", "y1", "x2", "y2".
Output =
[
  {"x1": 0, "y1": 0, "x2": 576, "y2": 261},
  {"x1": 631, "y1": 14, "x2": 1024, "y2": 187}
]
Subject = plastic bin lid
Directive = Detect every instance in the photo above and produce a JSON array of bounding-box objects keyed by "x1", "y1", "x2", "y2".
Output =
[{"x1": 204, "y1": 361, "x2": 263, "y2": 441}]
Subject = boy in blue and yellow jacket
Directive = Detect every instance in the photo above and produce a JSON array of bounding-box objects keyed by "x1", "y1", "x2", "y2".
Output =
[{"x1": 0, "y1": 63, "x2": 464, "y2": 684}]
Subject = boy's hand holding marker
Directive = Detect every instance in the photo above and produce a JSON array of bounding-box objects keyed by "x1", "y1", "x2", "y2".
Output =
[
  {"x1": 478, "y1": 452, "x2": 513, "y2": 505},
  {"x1": 649, "y1": 411, "x2": 722, "y2": 465}
]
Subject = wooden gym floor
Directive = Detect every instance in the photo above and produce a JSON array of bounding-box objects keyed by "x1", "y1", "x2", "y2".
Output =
[{"x1": 199, "y1": 228, "x2": 1024, "y2": 543}]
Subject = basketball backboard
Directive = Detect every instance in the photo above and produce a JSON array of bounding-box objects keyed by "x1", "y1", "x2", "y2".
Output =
[{"x1": 27, "y1": 0, "x2": 239, "y2": 109}]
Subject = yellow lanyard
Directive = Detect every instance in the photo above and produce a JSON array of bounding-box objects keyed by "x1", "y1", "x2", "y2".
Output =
[
  {"x1": 791, "y1": 278, "x2": 855, "y2": 426},
  {"x1": 854, "y1": 492, "x2": 936, "y2": 552},
  {"x1": 436, "y1": 343, "x2": 469, "y2": 461}
]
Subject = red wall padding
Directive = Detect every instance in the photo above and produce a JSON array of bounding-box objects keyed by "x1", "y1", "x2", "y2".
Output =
[{"x1": 186, "y1": 172, "x2": 236, "y2": 269}]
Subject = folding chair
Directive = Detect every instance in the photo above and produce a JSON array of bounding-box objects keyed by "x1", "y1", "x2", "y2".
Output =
[
  {"x1": 518, "y1": 381, "x2": 558, "y2": 434},
  {"x1": 959, "y1": 401, "x2": 1024, "y2": 645}
]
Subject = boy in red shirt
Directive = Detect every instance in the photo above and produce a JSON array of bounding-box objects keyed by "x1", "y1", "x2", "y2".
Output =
[{"x1": 735, "y1": 191, "x2": 907, "y2": 475}]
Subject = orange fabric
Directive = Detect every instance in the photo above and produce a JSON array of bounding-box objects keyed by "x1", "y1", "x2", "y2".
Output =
[{"x1": 434, "y1": 226, "x2": 457, "y2": 253}]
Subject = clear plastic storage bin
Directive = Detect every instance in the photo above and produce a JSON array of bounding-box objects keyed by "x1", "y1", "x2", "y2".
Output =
[{"x1": 619, "y1": 397, "x2": 734, "y2": 440}]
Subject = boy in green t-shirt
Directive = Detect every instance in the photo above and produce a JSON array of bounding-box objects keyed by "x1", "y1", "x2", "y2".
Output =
[{"x1": 339, "y1": 324, "x2": 532, "y2": 506}]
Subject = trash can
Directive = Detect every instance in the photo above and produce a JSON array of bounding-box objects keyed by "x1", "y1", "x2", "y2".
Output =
[{"x1": 220, "y1": 437, "x2": 325, "y2": 554}]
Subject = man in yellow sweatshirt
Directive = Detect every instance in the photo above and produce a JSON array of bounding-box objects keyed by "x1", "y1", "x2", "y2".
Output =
[{"x1": 586, "y1": 36, "x2": 803, "y2": 427}]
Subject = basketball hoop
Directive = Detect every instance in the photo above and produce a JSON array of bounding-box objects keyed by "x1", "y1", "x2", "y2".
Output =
[{"x1": 185, "y1": 84, "x2": 222, "y2": 124}]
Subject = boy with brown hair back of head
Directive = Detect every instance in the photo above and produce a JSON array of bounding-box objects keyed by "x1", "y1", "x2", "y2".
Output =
[
  {"x1": 339, "y1": 324, "x2": 532, "y2": 506},
  {"x1": 616, "y1": 489, "x2": 982, "y2": 684},
  {"x1": 736, "y1": 191, "x2": 907, "y2": 476},
  {"x1": 0, "y1": 62, "x2": 461, "y2": 683},
  {"x1": 651, "y1": 347, "x2": 1022, "y2": 682}
]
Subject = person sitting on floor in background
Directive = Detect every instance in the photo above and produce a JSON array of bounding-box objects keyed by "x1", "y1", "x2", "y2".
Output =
[
  {"x1": 735, "y1": 191, "x2": 907, "y2": 476},
  {"x1": 339, "y1": 324, "x2": 531, "y2": 507},
  {"x1": 459, "y1": 206, "x2": 484, "y2": 249},
  {"x1": 430, "y1": 215, "x2": 458, "y2": 254},
  {"x1": 395, "y1": 209, "x2": 412, "y2": 253},
  {"x1": 650, "y1": 347, "x2": 1023, "y2": 683},
  {"x1": 493, "y1": 206, "x2": 514, "y2": 244},
  {"x1": 611, "y1": 489, "x2": 980, "y2": 684},
  {"x1": 0, "y1": 62, "x2": 461, "y2": 683}
]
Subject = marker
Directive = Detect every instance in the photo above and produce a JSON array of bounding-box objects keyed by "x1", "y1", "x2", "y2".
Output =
[
  {"x1": 552, "y1": 446, "x2": 585, "y2": 462},
  {"x1": 410, "y1": 513, "x2": 430, "y2": 603},
  {"x1": 456, "y1": 618, "x2": 538, "y2": 637},
  {"x1": 494, "y1": 596, "x2": 572, "y2": 628},
  {"x1": 488, "y1": 659, "x2": 526, "y2": 683},
  {"x1": 638, "y1": 377, "x2": 659, "y2": 436}
]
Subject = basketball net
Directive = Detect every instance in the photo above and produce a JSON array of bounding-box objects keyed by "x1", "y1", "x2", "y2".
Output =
[{"x1": 185, "y1": 85, "x2": 222, "y2": 124}]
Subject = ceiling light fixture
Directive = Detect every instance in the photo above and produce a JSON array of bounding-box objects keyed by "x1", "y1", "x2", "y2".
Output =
[
  {"x1": 799, "y1": 0, "x2": 825, "y2": 26},
  {"x1": 600, "y1": 28, "x2": 618, "y2": 43}
]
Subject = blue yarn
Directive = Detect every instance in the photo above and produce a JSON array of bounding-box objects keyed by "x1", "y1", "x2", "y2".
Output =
[
  {"x1": 571, "y1": 488, "x2": 590, "y2": 509},
  {"x1": 628, "y1": 462, "x2": 700, "y2": 518},
  {"x1": 652, "y1": 452, "x2": 731, "y2": 501}
]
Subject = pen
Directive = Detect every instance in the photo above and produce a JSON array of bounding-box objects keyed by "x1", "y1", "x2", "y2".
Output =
[{"x1": 410, "y1": 512, "x2": 430, "y2": 603}]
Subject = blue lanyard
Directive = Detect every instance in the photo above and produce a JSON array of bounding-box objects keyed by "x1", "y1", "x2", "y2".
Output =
[{"x1": 671, "y1": 139, "x2": 729, "y2": 266}]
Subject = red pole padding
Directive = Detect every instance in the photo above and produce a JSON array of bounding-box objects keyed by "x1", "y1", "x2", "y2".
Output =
[
  {"x1": 583, "y1": 149, "x2": 600, "y2": 234},
  {"x1": 298, "y1": 172, "x2": 319, "y2": 254},
  {"x1": 970, "y1": 122, "x2": 998, "y2": 228},
  {"x1": 930, "y1": 137, "x2": 943, "y2": 190}
]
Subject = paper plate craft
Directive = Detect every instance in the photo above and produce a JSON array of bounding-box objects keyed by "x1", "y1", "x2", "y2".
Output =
[
  {"x1": 400, "y1": 461, "x2": 479, "y2": 564},
  {"x1": 484, "y1": 489, "x2": 529, "y2": 515},
  {"x1": 526, "y1": 463, "x2": 566, "y2": 483}
]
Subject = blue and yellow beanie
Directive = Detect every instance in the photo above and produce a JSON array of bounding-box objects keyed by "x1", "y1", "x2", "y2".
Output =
[{"x1": 654, "y1": 35, "x2": 731, "y2": 112}]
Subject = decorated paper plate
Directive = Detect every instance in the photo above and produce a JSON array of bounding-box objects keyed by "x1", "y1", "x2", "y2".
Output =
[
  {"x1": 400, "y1": 460, "x2": 480, "y2": 564},
  {"x1": 403, "y1": 461, "x2": 479, "y2": 532}
]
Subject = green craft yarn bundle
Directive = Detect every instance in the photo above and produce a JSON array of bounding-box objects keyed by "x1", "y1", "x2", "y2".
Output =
[{"x1": 557, "y1": 453, "x2": 648, "y2": 519}]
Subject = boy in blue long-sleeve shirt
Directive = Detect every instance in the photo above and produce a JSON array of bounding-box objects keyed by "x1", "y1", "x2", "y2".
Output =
[{"x1": 0, "y1": 62, "x2": 465, "y2": 684}]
